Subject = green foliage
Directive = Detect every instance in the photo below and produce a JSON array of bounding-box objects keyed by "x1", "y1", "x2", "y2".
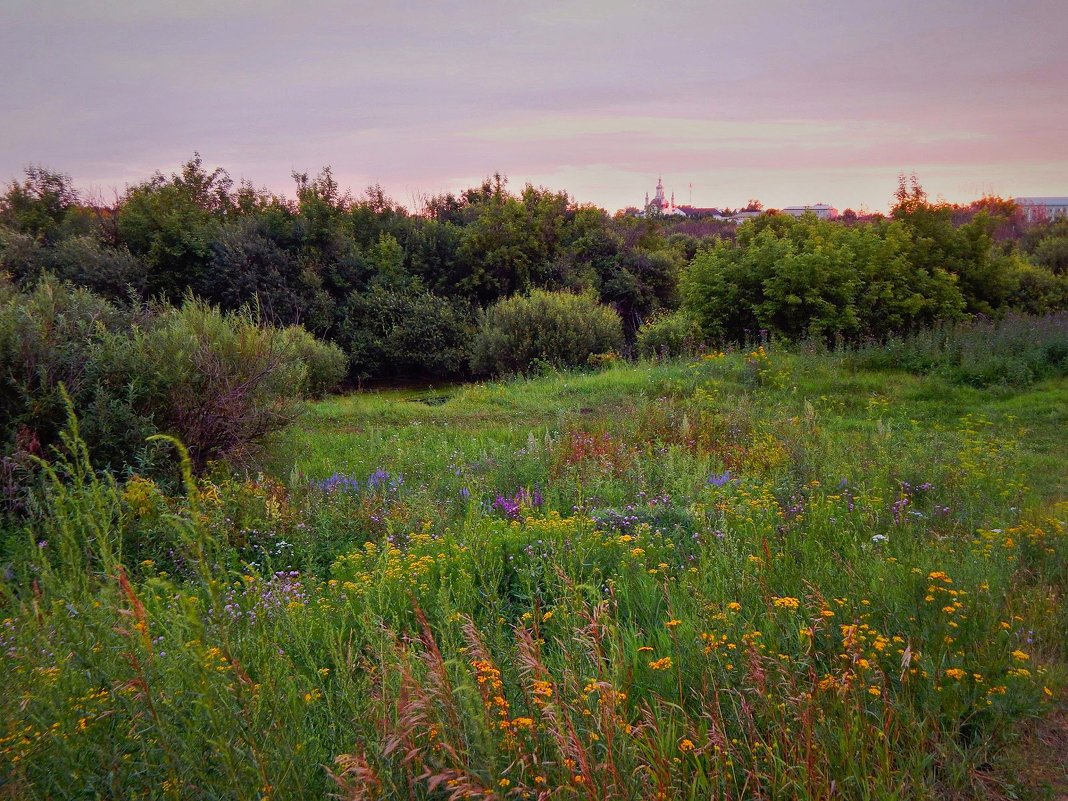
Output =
[
  {"x1": 1030, "y1": 232, "x2": 1068, "y2": 275},
  {"x1": 5, "y1": 160, "x2": 1067, "y2": 385},
  {"x1": 0, "y1": 276, "x2": 147, "y2": 472},
  {"x1": 205, "y1": 217, "x2": 308, "y2": 324},
  {"x1": 141, "y1": 301, "x2": 310, "y2": 469},
  {"x1": 0, "y1": 166, "x2": 86, "y2": 243},
  {"x1": 1, "y1": 353, "x2": 1065, "y2": 798},
  {"x1": 0, "y1": 278, "x2": 341, "y2": 478},
  {"x1": 278, "y1": 326, "x2": 347, "y2": 398},
  {"x1": 1008, "y1": 257, "x2": 1068, "y2": 313},
  {"x1": 46, "y1": 236, "x2": 147, "y2": 299},
  {"x1": 337, "y1": 286, "x2": 473, "y2": 379},
  {"x1": 470, "y1": 289, "x2": 623, "y2": 375},
  {"x1": 636, "y1": 310, "x2": 703, "y2": 358},
  {"x1": 683, "y1": 214, "x2": 971, "y2": 343},
  {"x1": 0, "y1": 227, "x2": 46, "y2": 284},
  {"x1": 602, "y1": 247, "x2": 681, "y2": 334},
  {"x1": 856, "y1": 311, "x2": 1068, "y2": 387},
  {"x1": 116, "y1": 155, "x2": 232, "y2": 301}
]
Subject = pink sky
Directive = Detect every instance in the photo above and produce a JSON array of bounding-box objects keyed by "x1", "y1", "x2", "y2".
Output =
[{"x1": 3, "y1": 1, "x2": 1066, "y2": 213}]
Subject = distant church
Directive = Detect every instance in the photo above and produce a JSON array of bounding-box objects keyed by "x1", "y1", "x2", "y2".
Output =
[{"x1": 642, "y1": 177, "x2": 687, "y2": 217}]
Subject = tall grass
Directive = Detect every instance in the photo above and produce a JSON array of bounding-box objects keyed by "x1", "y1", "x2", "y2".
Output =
[
  {"x1": 856, "y1": 311, "x2": 1068, "y2": 387},
  {"x1": 1, "y1": 350, "x2": 1065, "y2": 799}
]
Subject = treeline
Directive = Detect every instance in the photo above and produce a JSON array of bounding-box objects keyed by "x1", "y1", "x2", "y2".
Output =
[
  {"x1": 2, "y1": 158, "x2": 1067, "y2": 380},
  {"x1": 678, "y1": 201, "x2": 1068, "y2": 347},
  {"x1": 637, "y1": 179, "x2": 1066, "y2": 355},
  {"x1": 0, "y1": 158, "x2": 706, "y2": 382}
]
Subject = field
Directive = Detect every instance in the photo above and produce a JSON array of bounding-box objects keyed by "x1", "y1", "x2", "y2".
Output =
[{"x1": 2, "y1": 348, "x2": 1066, "y2": 800}]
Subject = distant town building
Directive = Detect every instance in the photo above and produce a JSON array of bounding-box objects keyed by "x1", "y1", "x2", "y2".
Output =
[
  {"x1": 782, "y1": 204, "x2": 839, "y2": 220},
  {"x1": 729, "y1": 210, "x2": 763, "y2": 223},
  {"x1": 1013, "y1": 197, "x2": 1068, "y2": 222},
  {"x1": 675, "y1": 205, "x2": 728, "y2": 220},
  {"x1": 641, "y1": 177, "x2": 687, "y2": 217}
]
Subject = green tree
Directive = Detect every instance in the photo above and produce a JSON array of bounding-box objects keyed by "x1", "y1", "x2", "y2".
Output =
[
  {"x1": 116, "y1": 154, "x2": 232, "y2": 300},
  {"x1": 0, "y1": 166, "x2": 87, "y2": 243}
]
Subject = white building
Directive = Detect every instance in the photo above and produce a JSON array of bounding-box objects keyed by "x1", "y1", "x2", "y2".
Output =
[
  {"x1": 1013, "y1": 197, "x2": 1068, "y2": 223},
  {"x1": 729, "y1": 210, "x2": 763, "y2": 223},
  {"x1": 641, "y1": 177, "x2": 687, "y2": 217},
  {"x1": 782, "y1": 203, "x2": 839, "y2": 220}
]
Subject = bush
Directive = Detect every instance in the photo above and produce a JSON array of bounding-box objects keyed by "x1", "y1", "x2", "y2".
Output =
[
  {"x1": 337, "y1": 286, "x2": 473, "y2": 380},
  {"x1": 0, "y1": 276, "x2": 143, "y2": 470},
  {"x1": 636, "y1": 311, "x2": 702, "y2": 359},
  {"x1": 1008, "y1": 259, "x2": 1068, "y2": 314},
  {"x1": 140, "y1": 302, "x2": 310, "y2": 469},
  {"x1": 279, "y1": 326, "x2": 347, "y2": 397},
  {"x1": 0, "y1": 277, "x2": 339, "y2": 479},
  {"x1": 470, "y1": 289, "x2": 623, "y2": 375},
  {"x1": 0, "y1": 227, "x2": 46, "y2": 284},
  {"x1": 682, "y1": 216, "x2": 967, "y2": 344},
  {"x1": 46, "y1": 236, "x2": 148, "y2": 299}
]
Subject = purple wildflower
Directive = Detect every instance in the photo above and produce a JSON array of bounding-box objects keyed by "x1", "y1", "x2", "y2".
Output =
[
  {"x1": 313, "y1": 473, "x2": 361, "y2": 494},
  {"x1": 707, "y1": 471, "x2": 733, "y2": 487}
]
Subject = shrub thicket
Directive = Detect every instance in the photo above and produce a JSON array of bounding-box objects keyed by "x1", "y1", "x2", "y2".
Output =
[
  {"x1": 337, "y1": 286, "x2": 473, "y2": 380},
  {"x1": 636, "y1": 310, "x2": 703, "y2": 359},
  {"x1": 279, "y1": 326, "x2": 348, "y2": 398},
  {"x1": 470, "y1": 290, "x2": 623, "y2": 375},
  {"x1": 0, "y1": 277, "x2": 344, "y2": 478},
  {"x1": 4, "y1": 161, "x2": 1068, "y2": 378},
  {"x1": 682, "y1": 213, "x2": 1067, "y2": 345}
]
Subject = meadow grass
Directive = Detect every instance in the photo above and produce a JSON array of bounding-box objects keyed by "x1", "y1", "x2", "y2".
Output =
[{"x1": 1, "y1": 348, "x2": 1065, "y2": 800}]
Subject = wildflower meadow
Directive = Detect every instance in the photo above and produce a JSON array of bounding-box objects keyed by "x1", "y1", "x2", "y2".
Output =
[{"x1": 1, "y1": 345, "x2": 1065, "y2": 800}]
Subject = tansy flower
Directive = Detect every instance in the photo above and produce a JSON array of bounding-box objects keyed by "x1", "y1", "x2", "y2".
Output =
[
  {"x1": 532, "y1": 680, "x2": 553, "y2": 697},
  {"x1": 945, "y1": 668, "x2": 966, "y2": 680},
  {"x1": 1011, "y1": 650, "x2": 1030, "y2": 662},
  {"x1": 665, "y1": 619, "x2": 682, "y2": 628},
  {"x1": 679, "y1": 738, "x2": 695, "y2": 753},
  {"x1": 648, "y1": 657, "x2": 673, "y2": 671}
]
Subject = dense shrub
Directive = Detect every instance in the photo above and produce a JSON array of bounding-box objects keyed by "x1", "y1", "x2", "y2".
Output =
[
  {"x1": 682, "y1": 215, "x2": 969, "y2": 344},
  {"x1": 1031, "y1": 233, "x2": 1068, "y2": 275},
  {"x1": 279, "y1": 326, "x2": 347, "y2": 397},
  {"x1": 0, "y1": 229, "x2": 148, "y2": 300},
  {"x1": 337, "y1": 286, "x2": 473, "y2": 380},
  {"x1": 470, "y1": 289, "x2": 623, "y2": 375},
  {"x1": 1008, "y1": 258, "x2": 1068, "y2": 314},
  {"x1": 140, "y1": 302, "x2": 312, "y2": 468},
  {"x1": 0, "y1": 228, "x2": 44, "y2": 284},
  {"x1": 0, "y1": 277, "x2": 144, "y2": 468},
  {"x1": 46, "y1": 236, "x2": 148, "y2": 299},
  {"x1": 0, "y1": 278, "x2": 343, "y2": 477},
  {"x1": 636, "y1": 310, "x2": 702, "y2": 359}
]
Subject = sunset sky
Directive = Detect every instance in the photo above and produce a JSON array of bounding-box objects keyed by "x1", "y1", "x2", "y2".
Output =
[{"x1": 3, "y1": 1, "x2": 1067, "y2": 213}]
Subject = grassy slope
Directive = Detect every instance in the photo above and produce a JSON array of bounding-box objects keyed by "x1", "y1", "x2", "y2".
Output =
[
  {"x1": 275, "y1": 355, "x2": 1067, "y2": 504},
  {"x1": 5, "y1": 352, "x2": 1066, "y2": 800}
]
